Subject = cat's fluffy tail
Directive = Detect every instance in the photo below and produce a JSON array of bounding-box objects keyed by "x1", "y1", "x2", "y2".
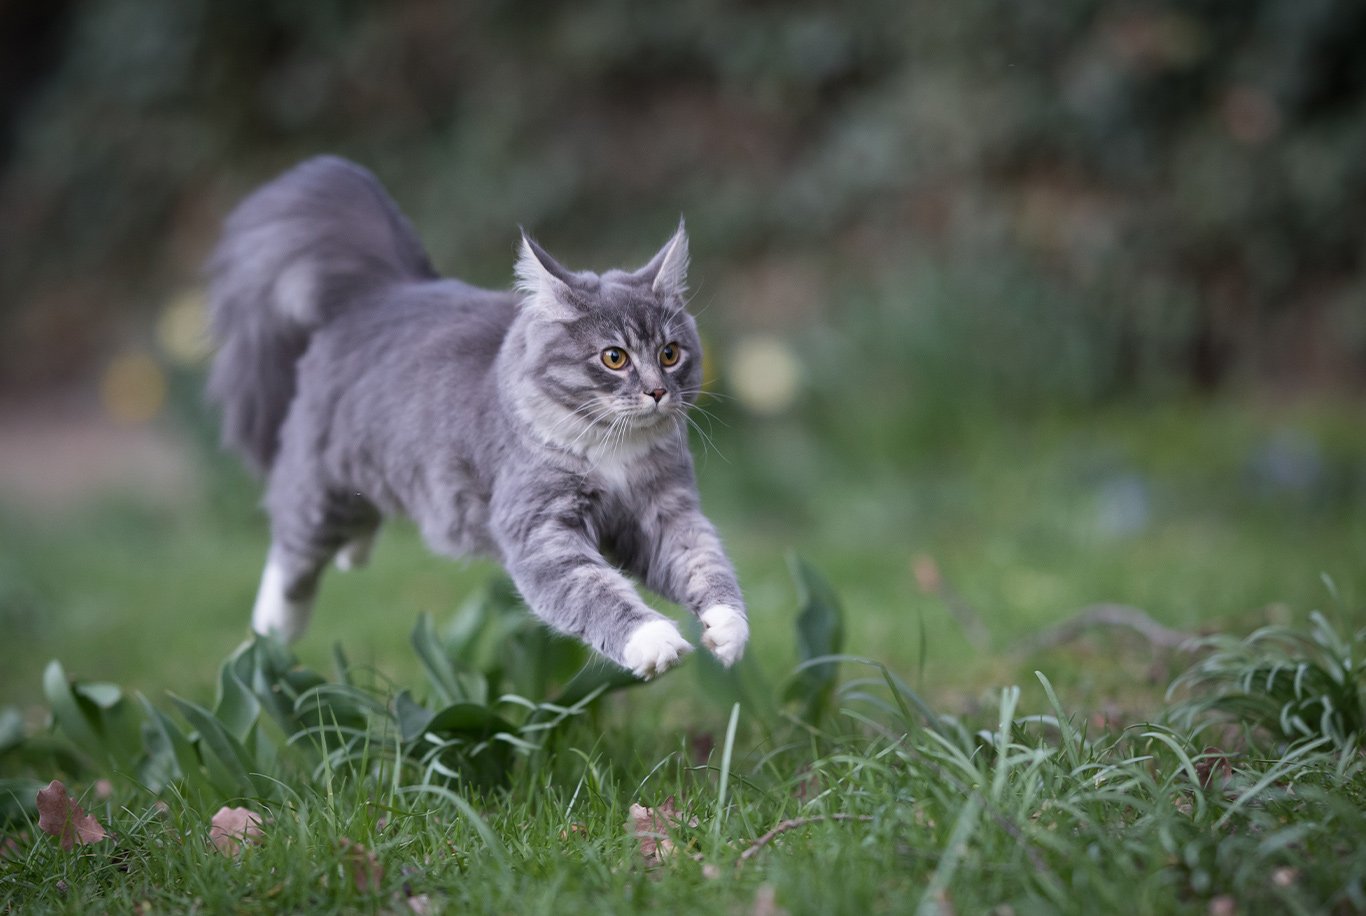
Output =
[{"x1": 207, "y1": 156, "x2": 436, "y2": 473}]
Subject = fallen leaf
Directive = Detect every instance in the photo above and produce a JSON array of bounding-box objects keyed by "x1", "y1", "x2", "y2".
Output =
[
  {"x1": 1195, "y1": 747, "x2": 1234, "y2": 790},
  {"x1": 792, "y1": 768, "x2": 821, "y2": 803},
  {"x1": 626, "y1": 796, "x2": 698, "y2": 867},
  {"x1": 1271, "y1": 867, "x2": 1299, "y2": 888},
  {"x1": 1208, "y1": 895, "x2": 1237, "y2": 916},
  {"x1": 911, "y1": 555, "x2": 942, "y2": 594},
  {"x1": 36, "y1": 780, "x2": 107, "y2": 850},
  {"x1": 689, "y1": 731, "x2": 715, "y2": 764},
  {"x1": 209, "y1": 806, "x2": 262, "y2": 856},
  {"x1": 340, "y1": 838, "x2": 383, "y2": 893},
  {"x1": 752, "y1": 883, "x2": 787, "y2": 916}
]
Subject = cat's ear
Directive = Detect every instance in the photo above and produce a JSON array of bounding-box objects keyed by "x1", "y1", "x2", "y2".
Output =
[
  {"x1": 515, "y1": 231, "x2": 582, "y2": 318},
  {"x1": 637, "y1": 218, "x2": 690, "y2": 299}
]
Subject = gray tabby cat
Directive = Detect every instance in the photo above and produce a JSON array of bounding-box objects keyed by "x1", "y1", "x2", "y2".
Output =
[{"x1": 207, "y1": 156, "x2": 747, "y2": 679}]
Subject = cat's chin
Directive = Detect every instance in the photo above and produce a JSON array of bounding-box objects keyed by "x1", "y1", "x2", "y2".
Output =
[{"x1": 622, "y1": 407, "x2": 679, "y2": 432}]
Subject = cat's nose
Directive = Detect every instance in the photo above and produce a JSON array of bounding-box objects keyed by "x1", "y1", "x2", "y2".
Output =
[{"x1": 647, "y1": 388, "x2": 667, "y2": 403}]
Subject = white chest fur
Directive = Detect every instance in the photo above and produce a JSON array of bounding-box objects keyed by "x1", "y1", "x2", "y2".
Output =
[{"x1": 583, "y1": 435, "x2": 655, "y2": 493}]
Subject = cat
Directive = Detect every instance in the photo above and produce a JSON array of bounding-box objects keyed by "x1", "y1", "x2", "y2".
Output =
[{"x1": 207, "y1": 156, "x2": 747, "y2": 679}]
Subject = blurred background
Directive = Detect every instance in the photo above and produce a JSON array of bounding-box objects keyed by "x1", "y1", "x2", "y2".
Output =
[{"x1": 1, "y1": 0, "x2": 1363, "y2": 713}]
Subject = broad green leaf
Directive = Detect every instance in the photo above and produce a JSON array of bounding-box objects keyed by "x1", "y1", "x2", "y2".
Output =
[
  {"x1": 171, "y1": 694, "x2": 258, "y2": 798},
  {"x1": 395, "y1": 690, "x2": 435, "y2": 743},
  {"x1": 0, "y1": 706, "x2": 25, "y2": 755},
  {"x1": 550, "y1": 662, "x2": 638, "y2": 710},
  {"x1": 425, "y1": 702, "x2": 515, "y2": 737},
  {"x1": 412, "y1": 613, "x2": 463, "y2": 704},
  {"x1": 139, "y1": 695, "x2": 211, "y2": 797},
  {"x1": 73, "y1": 682, "x2": 122, "y2": 708},
  {"x1": 783, "y1": 555, "x2": 846, "y2": 723},
  {"x1": 332, "y1": 642, "x2": 353, "y2": 686},
  {"x1": 43, "y1": 660, "x2": 105, "y2": 764},
  {"x1": 214, "y1": 659, "x2": 261, "y2": 743}
]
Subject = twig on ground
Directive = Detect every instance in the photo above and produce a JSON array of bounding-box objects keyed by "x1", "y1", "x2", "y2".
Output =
[
  {"x1": 737, "y1": 814, "x2": 875, "y2": 866},
  {"x1": 1017, "y1": 603, "x2": 1195, "y2": 654}
]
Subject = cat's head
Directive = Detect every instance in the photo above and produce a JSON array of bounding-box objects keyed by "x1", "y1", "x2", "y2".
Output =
[{"x1": 506, "y1": 221, "x2": 704, "y2": 454}]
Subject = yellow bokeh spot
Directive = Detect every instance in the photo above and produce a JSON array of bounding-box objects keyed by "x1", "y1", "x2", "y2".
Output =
[
  {"x1": 156, "y1": 289, "x2": 211, "y2": 365},
  {"x1": 727, "y1": 335, "x2": 801, "y2": 416},
  {"x1": 101, "y1": 352, "x2": 166, "y2": 424}
]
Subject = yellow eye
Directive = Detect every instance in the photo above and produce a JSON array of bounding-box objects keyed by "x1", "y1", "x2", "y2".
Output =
[
  {"x1": 601, "y1": 347, "x2": 629, "y2": 370},
  {"x1": 659, "y1": 342, "x2": 681, "y2": 367}
]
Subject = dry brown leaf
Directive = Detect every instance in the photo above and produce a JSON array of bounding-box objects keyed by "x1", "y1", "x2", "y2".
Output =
[
  {"x1": 1208, "y1": 895, "x2": 1237, "y2": 916},
  {"x1": 1271, "y1": 866, "x2": 1299, "y2": 888},
  {"x1": 406, "y1": 893, "x2": 436, "y2": 915},
  {"x1": 626, "y1": 796, "x2": 698, "y2": 867},
  {"x1": 1195, "y1": 747, "x2": 1234, "y2": 790},
  {"x1": 792, "y1": 768, "x2": 821, "y2": 803},
  {"x1": 339, "y1": 838, "x2": 383, "y2": 893},
  {"x1": 209, "y1": 805, "x2": 263, "y2": 856},
  {"x1": 912, "y1": 554, "x2": 943, "y2": 594},
  {"x1": 689, "y1": 731, "x2": 716, "y2": 764},
  {"x1": 752, "y1": 883, "x2": 787, "y2": 916},
  {"x1": 36, "y1": 780, "x2": 107, "y2": 850}
]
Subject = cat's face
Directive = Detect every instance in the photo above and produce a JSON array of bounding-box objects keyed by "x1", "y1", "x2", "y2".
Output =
[{"x1": 511, "y1": 225, "x2": 703, "y2": 453}]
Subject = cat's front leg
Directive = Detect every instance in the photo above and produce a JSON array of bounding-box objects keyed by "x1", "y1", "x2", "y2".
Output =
[
  {"x1": 638, "y1": 505, "x2": 749, "y2": 667},
  {"x1": 699, "y1": 604, "x2": 749, "y2": 667},
  {"x1": 493, "y1": 488, "x2": 692, "y2": 679}
]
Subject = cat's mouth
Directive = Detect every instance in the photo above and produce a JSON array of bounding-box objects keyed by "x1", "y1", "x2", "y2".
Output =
[{"x1": 616, "y1": 401, "x2": 679, "y2": 431}]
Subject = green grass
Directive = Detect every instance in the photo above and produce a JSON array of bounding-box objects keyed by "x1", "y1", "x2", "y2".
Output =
[
  {"x1": 2, "y1": 392, "x2": 1365, "y2": 913},
  {"x1": 4, "y1": 659, "x2": 1365, "y2": 914}
]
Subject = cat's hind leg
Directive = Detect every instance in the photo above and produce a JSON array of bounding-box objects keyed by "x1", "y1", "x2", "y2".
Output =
[
  {"x1": 251, "y1": 547, "x2": 323, "y2": 642},
  {"x1": 335, "y1": 527, "x2": 378, "y2": 571},
  {"x1": 255, "y1": 456, "x2": 379, "y2": 640}
]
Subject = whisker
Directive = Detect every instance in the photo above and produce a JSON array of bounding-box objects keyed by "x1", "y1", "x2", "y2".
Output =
[
  {"x1": 545, "y1": 400, "x2": 614, "y2": 436},
  {"x1": 680, "y1": 385, "x2": 736, "y2": 409},
  {"x1": 683, "y1": 412, "x2": 728, "y2": 464}
]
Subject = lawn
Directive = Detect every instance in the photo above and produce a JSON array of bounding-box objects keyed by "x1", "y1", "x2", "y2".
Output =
[{"x1": 2, "y1": 383, "x2": 1365, "y2": 913}]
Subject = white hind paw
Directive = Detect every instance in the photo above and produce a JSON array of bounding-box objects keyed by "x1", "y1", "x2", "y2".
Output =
[
  {"x1": 334, "y1": 534, "x2": 374, "y2": 571},
  {"x1": 622, "y1": 619, "x2": 693, "y2": 680},
  {"x1": 250, "y1": 560, "x2": 312, "y2": 643},
  {"x1": 700, "y1": 605, "x2": 749, "y2": 668}
]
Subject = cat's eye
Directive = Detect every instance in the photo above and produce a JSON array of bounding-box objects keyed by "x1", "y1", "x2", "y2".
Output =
[
  {"x1": 601, "y1": 347, "x2": 629, "y2": 370},
  {"x1": 658, "y1": 343, "x2": 681, "y2": 367}
]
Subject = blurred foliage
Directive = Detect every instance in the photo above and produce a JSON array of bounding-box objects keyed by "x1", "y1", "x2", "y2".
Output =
[
  {"x1": 1, "y1": 0, "x2": 1364, "y2": 396},
  {"x1": 1170, "y1": 608, "x2": 1366, "y2": 749}
]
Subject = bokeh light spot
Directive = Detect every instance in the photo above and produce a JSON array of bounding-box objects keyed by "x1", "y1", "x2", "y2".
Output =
[
  {"x1": 728, "y1": 335, "x2": 801, "y2": 416},
  {"x1": 156, "y1": 289, "x2": 211, "y2": 366},
  {"x1": 101, "y1": 352, "x2": 166, "y2": 424}
]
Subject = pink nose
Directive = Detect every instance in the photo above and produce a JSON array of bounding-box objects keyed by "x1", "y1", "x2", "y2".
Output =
[{"x1": 647, "y1": 388, "x2": 666, "y2": 403}]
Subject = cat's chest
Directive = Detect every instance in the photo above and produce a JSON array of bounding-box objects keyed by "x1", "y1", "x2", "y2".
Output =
[{"x1": 580, "y1": 438, "x2": 658, "y2": 497}]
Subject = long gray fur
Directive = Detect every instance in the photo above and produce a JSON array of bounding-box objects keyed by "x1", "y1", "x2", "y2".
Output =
[{"x1": 207, "y1": 155, "x2": 746, "y2": 677}]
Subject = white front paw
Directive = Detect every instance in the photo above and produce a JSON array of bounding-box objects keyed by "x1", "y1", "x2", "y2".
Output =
[
  {"x1": 700, "y1": 605, "x2": 749, "y2": 668},
  {"x1": 622, "y1": 619, "x2": 693, "y2": 680}
]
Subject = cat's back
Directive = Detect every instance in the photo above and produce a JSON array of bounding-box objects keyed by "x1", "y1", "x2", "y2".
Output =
[
  {"x1": 317, "y1": 278, "x2": 517, "y2": 376},
  {"x1": 295, "y1": 278, "x2": 517, "y2": 525}
]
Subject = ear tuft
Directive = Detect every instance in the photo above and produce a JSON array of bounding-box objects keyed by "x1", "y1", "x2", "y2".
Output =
[
  {"x1": 640, "y1": 218, "x2": 690, "y2": 299},
  {"x1": 515, "y1": 232, "x2": 575, "y2": 316}
]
